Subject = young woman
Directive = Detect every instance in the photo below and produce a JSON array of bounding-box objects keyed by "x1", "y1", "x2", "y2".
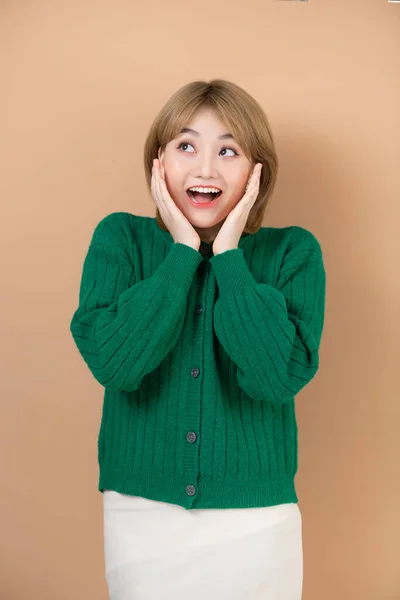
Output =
[{"x1": 70, "y1": 79, "x2": 326, "y2": 600}]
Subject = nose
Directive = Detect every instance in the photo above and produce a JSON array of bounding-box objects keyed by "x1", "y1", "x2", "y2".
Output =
[{"x1": 195, "y1": 152, "x2": 218, "y2": 181}]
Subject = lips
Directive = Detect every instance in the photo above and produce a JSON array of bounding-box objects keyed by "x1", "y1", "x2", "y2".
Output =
[
  {"x1": 186, "y1": 188, "x2": 222, "y2": 202},
  {"x1": 186, "y1": 189, "x2": 223, "y2": 209}
]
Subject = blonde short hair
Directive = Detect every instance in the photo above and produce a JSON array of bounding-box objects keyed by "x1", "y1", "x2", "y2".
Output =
[{"x1": 143, "y1": 79, "x2": 279, "y2": 234}]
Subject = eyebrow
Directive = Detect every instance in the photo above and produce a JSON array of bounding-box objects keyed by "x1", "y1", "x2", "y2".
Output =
[{"x1": 179, "y1": 127, "x2": 234, "y2": 141}]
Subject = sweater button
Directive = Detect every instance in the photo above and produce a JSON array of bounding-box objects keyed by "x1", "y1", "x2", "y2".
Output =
[
  {"x1": 200, "y1": 244, "x2": 211, "y2": 255},
  {"x1": 186, "y1": 485, "x2": 196, "y2": 496},
  {"x1": 191, "y1": 367, "x2": 200, "y2": 378},
  {"x1": 195, "y1": 305, "x2": 203, "y2": 315},
  {"x1": 186, "y1": 431, "x2": 197, "y2": 443}
]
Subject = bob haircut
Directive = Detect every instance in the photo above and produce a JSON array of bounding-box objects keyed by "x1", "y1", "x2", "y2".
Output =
[{"x1": 143, "y1": 79, "x2": 279, "y2": 234}]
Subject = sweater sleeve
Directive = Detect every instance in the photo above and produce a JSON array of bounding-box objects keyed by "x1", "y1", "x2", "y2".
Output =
[
  {"x1": 209, "y1": 228, "x2": 326, "y2": 405},
  {"x1": 70, "y1": 218, "x2": 202, "y2": 392}
]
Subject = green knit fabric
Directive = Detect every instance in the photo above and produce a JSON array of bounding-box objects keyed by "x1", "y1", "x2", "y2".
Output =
[{"x1": 70, "y1": 212, "x2": 326, "y2": 510}]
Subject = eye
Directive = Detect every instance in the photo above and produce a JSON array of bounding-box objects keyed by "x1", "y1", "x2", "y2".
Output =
[
  {"x1": 220, "y1": 147, "x2": 238, "y2": 157},
  {"x1": 177, "y1": 141, "x2": 195, "y2": 153},
  {"x1": 176, "y1": 140, "x2": 239, "y2": 156}
]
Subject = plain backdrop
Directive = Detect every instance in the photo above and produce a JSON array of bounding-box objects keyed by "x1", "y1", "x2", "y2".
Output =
[{"x1": 1, "y1": 0, "x2": 399, "y2": 598}]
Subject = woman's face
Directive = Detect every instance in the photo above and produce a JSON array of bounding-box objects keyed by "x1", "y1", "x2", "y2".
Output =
[{"x1": 158, "y1": 108, "x2": 253, "y2": 241}]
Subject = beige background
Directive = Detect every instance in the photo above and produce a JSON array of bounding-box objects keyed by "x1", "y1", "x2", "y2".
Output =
[{"x1": 1, "y1": 0, "x2": 399, "y2": 598}]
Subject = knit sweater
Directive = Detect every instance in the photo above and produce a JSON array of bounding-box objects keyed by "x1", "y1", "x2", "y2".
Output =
[{"x1": 70, "y1": 212, "x2": 326, "y2": 510}]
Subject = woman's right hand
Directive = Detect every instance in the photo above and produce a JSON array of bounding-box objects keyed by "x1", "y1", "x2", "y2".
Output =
[{"x1": 151, "y1": 159, "x2": 200, "y2": 252}]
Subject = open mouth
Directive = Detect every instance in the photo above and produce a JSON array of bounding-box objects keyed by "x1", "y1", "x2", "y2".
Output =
[{"x1": 186, "y1": 188, "x2": 222, "y2": 204}]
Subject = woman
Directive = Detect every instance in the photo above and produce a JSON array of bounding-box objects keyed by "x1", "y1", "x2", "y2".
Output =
[{"x1": 70, "y1": 79, "x2": 326, "y2": 599}]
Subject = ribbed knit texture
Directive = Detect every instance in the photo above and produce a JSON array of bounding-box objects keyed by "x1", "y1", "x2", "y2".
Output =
[{"x1": 70, "y1": 212, "x2": 326, "y2": 510}]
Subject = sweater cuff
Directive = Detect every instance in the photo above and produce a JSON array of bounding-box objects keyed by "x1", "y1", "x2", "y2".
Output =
[
  {"x1": 156, "y1": 242, "x2": 203, "y2": 291},
  {"x1": 210, "y1": 248, "x2": 256, "y2": 295}
]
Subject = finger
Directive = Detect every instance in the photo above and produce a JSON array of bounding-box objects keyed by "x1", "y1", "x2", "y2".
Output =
[
  {"x1": 155, "y1": 158, "x2": 166, "y2": 183},
  {"x1": 245, "y1": 164, "x2": 260, "y2": 191},
  {"x1": 152, "y1": 161, "x2": 165, "y2": 212},
  {"x1": 157, "y1": 164, "x2": 173, "y2": 207},
  {"x1": 155, "y1": 161, "x2": 173, "y2": 219},
  {"x1": 151, "y1": 162, "x2": 156, "y2": 199},
  {"x1": 251, "y1": 163, "x2": 262, "y2": 182},
  {"x1": 154, "y1": 161, "x2": 164, "y2": 207},
  {"x1": 247, "y1": 164, "x2": 262, "y2": 193},
  {"x1": 151, "y1": 161, "x2": 160, "y2": 206},
  {"x1": 153, "y1": 161, "x2": 164, "y2": 197},
  {"x1": 151, "y1": 160, "x2": 156, "y2": 190}
]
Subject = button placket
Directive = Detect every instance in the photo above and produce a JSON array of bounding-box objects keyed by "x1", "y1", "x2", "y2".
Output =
[{"x1": 183, "y1": 254, "x2": 211, "y2": 508}]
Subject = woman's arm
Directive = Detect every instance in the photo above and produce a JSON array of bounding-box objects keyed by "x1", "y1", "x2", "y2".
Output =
[
  {"x1": 70, "y1": 216, "x2": 202, "y2": 392},
  {"x1": 210, "y1": 227, "x2": 326, "y2": 405}
]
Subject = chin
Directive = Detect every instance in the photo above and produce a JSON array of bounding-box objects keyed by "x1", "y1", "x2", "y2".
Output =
[
  {"x1": 185, "y1": 208, "x2": 222, "y2": 223},
  {"x1": 187, "y1": 216, "x2": 217, "y2": 229}
]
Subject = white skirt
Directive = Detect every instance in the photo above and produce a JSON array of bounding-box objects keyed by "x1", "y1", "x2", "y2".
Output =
[{"x1": 103, "y1": 490, "x2": 303, "y2": 600}]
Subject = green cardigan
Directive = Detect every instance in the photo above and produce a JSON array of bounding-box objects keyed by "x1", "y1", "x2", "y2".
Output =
[{"x1": 70, "y1": 212, "x2": 326, "y2": 509}]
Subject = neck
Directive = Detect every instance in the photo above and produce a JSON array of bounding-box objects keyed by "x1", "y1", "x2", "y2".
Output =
[{"x1": 193, "y1": 223, "x2": 222, "y2": 245}]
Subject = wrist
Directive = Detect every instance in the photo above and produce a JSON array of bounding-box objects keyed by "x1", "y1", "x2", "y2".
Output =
[{"x1": 176, "y1": 241, "x2": 200, "y2": 252}]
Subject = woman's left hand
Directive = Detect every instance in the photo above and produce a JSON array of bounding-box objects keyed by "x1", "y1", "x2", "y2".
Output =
[{"x1": 212, "y1": 163, "x2": 263, "y2": 256}]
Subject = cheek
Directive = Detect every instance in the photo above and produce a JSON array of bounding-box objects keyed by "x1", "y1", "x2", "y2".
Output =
[
  {"x1": 162, "y1": 160, "x2": 187, "y2": 204},
  {"x1": 227, "y1": 164, "x2": 251, "y2": 192},
  {"x1": 228, "y1": 173, "x2": 249, "y2": 198},
  {"x1": 163, "y1": 157, "x2": 187, "y2": 188},
  {"x1": 239, "y1": 167, "x2": 252, "y2": 187}
]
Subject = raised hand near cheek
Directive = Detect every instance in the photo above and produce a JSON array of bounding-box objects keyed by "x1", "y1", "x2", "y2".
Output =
[
  {"x1": 212, "y1": 163, "x2": 263, "y2": 256},
  {"x1": 151, "y1": 159, "x2": 201, "y2": 251}
]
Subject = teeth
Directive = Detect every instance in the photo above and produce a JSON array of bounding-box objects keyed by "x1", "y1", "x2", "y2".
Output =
[{"x1": 189, "y1": 187, "x2": 221, "y2": 194}]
